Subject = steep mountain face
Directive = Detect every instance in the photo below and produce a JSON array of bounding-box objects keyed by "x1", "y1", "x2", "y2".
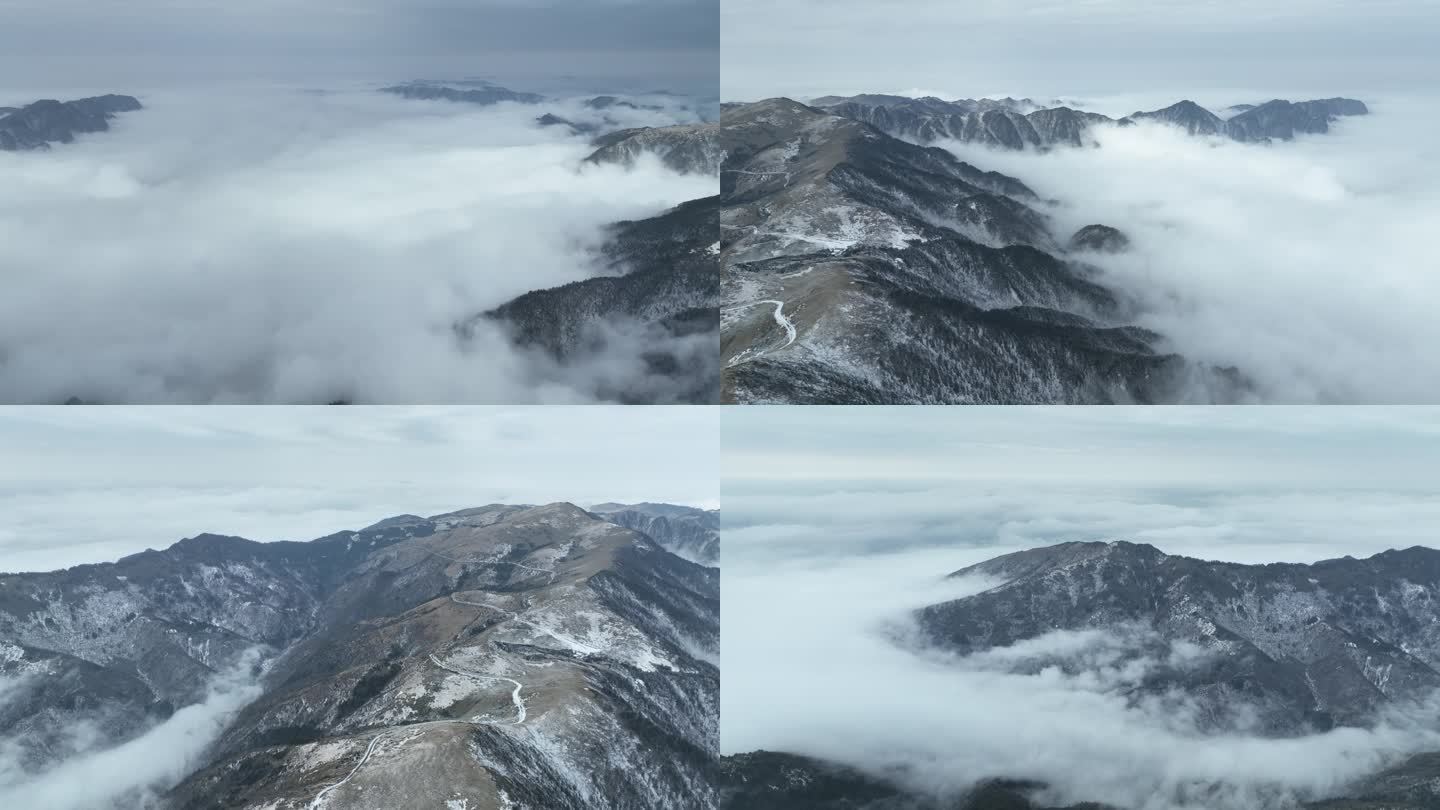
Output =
[
  {"x1": 586, "y1": 122, "x2": 723, "y2": 175},
  {"x1": 0, "y1": 503, "x2": 719, "y2": 809},
  {"x1": 589, "y1": 503, "x2": 720, "y2": 566},
  {"x1": 921, "y1": 543, "x2": 1440, "y2": 734},
  {"x1": 477, "y1": 194, "x2": 720, "y2": 404},
  {"x1": 812, "y1": 95, "x2": 1367, "y2": 148},
  {"x1": 380, "y1": 81, "x2": 544, "y2": 105},
  {"x1": 719, "y1": 98, "x2": 1246, "y2": 404},
  {"x1": 0, "y1": 94, "x2": 143, "y2": 151}
]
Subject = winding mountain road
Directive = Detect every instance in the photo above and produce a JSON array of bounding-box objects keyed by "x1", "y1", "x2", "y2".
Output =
[
  {"x1": 306, "y1": 729, "x2": 394, "y2": 809},
  {"x1": 724, "y1": 299, "x2": 798, "y2": 360},
  {"x1": 306, "y1": 593, "x2": 537, "y2": 808},
  {"x1": 427, "y1": 654, "x2": 527, "y2": 725}
]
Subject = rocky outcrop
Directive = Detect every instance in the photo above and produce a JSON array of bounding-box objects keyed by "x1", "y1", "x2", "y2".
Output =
[{"x1": 1067, "y1": 225, "x2": 1131, "y2": 253}]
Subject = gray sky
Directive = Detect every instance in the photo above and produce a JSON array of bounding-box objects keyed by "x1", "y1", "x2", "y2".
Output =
[
  {"x1": 0, "y1": 406, "x2": 718, "y2": 573},
  {"x1": 0, "y1": 0, "x2": 718, "y2": 92},
  {"x1": 724, "y1": 407, "x2": 1440, "y2": 566},
  {"x1": 722, "y1": 0, "x2": 1439, "y2": 101}
]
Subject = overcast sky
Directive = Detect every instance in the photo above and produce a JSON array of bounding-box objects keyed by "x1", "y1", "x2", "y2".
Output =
[
  {"x1": 0, "y1": 0, "x2": 718, "y2": 93},
  {"x1": 724, "y1": 407, "x2": 1440, "y2": 566},
  {"x1": 0, "y1": 406, "x2": 718, "y2": 573},
  {"x1": 722, "y1": 0, "x2": 1439, "y2": 101}
]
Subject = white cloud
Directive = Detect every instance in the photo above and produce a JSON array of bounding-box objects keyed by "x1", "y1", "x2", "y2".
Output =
[
  {"x1": 0, "y1": 88, "x2": 714, "y2": 403},
  {"x1": 0, "y1": 652, "x2": 263, "y2": 810},
  {"x1": 934, "y1": 104, "x2": 1440, "y2": 403}
]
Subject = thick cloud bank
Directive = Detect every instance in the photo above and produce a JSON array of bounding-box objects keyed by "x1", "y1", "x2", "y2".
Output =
[
  {"x1": 0, "y1": 652, "x2": 263, "y2": 809},
  {"x1": 0, "y1": 87, "x2": 714, "y2": 403},
  {"x1": 937, "y1": 98, "x2": 1440, "y2": 403},
  {"x1": 722, "y1": 484, "x2": 1440, "y2": 568},
  {"x1": 724, "y1": 544, "x2": 1440, "y2": 809}
]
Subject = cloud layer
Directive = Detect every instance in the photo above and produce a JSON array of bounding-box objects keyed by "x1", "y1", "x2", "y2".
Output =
[
  {"x1": 936, "y1": 102, "x2": 1440, "y2": 403},
  {"x1": 0, "y1": 405, "x2": 719, "y2": 572},
  {"x1": 0, "y1": 88, "x2": 714, "y2": 403},
  {"x1": 0, "y1": 651, "x2": 263, "y2": 810}
]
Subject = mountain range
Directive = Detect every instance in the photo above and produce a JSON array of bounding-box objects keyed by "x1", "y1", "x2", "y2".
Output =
[
  {"x1": 722, "y1": 542, "x2": 1440, "y2": 809},
  {"x1": 0, "y1": 501, "x2": 719, "y2": 809},
  {"x1": 380, "y1": 80, "x2": 546, "y2": 106},
  {"x1": 809, "y1": 94, "x2": 1368, "y2": 149},
  {"x1": 720, "y1": 97, "x2": 1248, "y2": 404}
]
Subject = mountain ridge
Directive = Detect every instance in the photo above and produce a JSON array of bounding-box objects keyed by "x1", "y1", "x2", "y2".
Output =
[
  {"x1": 0, "y1": 501, "x2": 719, "y2": 808},
  {"x1": 719, "y1": 97, "x2": 1249, "y2": 404},
  {"x1": 807, "y1": 94, "x2": 1369, "y2": 149}
]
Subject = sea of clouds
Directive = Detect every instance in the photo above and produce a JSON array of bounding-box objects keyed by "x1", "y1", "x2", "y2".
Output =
[
  {"x1": 0, "y1": 85, "x2": 715, "y2": 403},
  {"x1": 935, "y1": 96, "x2": 1440, "y2": 403}
]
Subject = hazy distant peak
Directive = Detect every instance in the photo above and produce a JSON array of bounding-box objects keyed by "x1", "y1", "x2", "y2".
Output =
[
  {"x1": 0, "y1": 93, "x2": 143, "y2": 151},
  {"x1": 379, "y1": 80, "x2": 544, "y2": 106}
]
